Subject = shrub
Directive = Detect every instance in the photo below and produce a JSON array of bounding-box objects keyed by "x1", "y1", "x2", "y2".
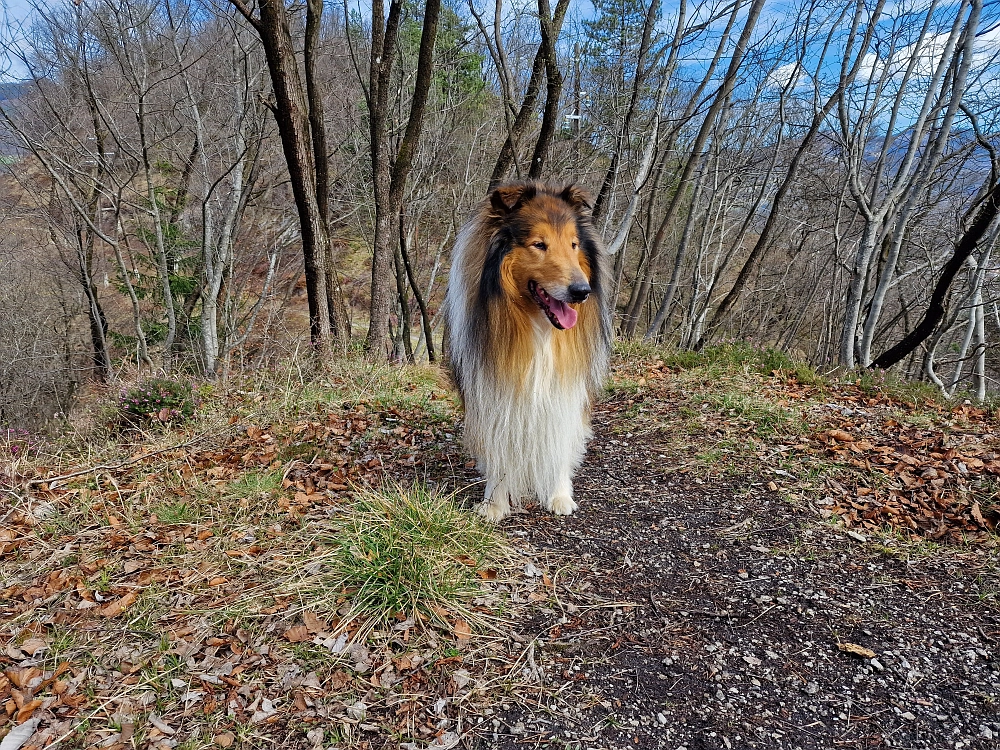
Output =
[{"x1": 118, "y1": 377, "x2": 196, "y2": 425}]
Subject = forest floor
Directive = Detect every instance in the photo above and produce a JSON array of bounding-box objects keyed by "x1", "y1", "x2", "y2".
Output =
[{"x1": 2, "y1": 344, "x2": 999, "y2": 750}]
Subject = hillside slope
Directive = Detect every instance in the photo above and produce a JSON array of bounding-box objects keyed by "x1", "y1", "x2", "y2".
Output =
[{"x1": 1, "y1": 346, "x2": 998, "y2": 750}]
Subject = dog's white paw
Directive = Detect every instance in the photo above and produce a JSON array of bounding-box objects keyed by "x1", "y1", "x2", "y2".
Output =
[
  {"x1": 477, "y1": 494, "x2": 511, "y2": 523},
  {"x1": 547, "y1": 494, "x2": 577, "y2": 516}
]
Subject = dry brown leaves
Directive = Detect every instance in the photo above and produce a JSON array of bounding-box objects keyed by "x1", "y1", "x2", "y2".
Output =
[
  {"x1": 816, "y1": 406, "x2": 1000, "y2": 544},
  {"x1": 629, "y1": 356, "x2": 999, "y2": 546}
]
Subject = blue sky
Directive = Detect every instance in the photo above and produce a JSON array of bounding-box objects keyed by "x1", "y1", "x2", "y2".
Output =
[{"x1": 1, "y1": 0, "x2": 36, "y2": 80}]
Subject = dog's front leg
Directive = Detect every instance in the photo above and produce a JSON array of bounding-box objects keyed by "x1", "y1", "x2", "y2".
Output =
[
  {"x1": 478, "y1": 475, "x2": 512, "y2": 523},
  {"x1": 544, "y1": 472, "x2": 578, "y2": 516}
]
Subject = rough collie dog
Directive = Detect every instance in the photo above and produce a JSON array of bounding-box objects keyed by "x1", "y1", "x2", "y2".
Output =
[{"x1": 445, "y1": 182, "x2": 611, "y2": 522}]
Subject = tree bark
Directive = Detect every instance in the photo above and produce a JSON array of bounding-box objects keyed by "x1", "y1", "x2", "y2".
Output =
[
  {"x1": 870, "y1": 180, "x2": 1000, "y2": 370},
  {"x1": 527, "y1": 0, "x2": 564, "y2": 180},
  {"x1": 229, "y1": 0, "x2": 349, "y2": 354},
  {"x1": 365, "y1": 0, "x2": 442, "y2": 357}
]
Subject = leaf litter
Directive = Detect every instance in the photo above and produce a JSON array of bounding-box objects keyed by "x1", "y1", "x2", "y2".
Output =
[{"x1": 1, "y1": 350, "x2": 998, "y2": 749}]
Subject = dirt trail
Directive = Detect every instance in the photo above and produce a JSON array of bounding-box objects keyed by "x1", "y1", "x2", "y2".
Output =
[{"x1": 469, "y1": 399, "x2": 1000, "y2": 750}]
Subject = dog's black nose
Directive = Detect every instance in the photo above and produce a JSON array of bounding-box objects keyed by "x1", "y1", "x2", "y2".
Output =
[{"x1": 567, "y1": 282, "x2": 591, "y2": 302}]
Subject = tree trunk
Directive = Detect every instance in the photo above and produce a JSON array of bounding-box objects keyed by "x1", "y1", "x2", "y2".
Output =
[
  {"x1": 697, "y1": 0, "x2": 889, "y2": 351},
  {"x1": 621, "y1": 0, "x2": 765, "y2": 338},
  {"x1": 365, "y1": 0, "x2": 442, "y2": 357},
  {"x1": 400, "y1": 209, "x2": 436, "y2": 362},
  {"x1": 593, "y1": 0, "x2": 661, "y2": 221},
  {"x1": 527, "y1": 0, "x2": 564, "y2": 180},
  {"x1": 871, "y1": 180, "x2": 1000, "y2": 369},
  {"x1": 230, "y1": 0, "x2": 349, "y2": 355},
  {"x1": 75, "y1": 227, "x2": 112, "y2": 380},
  {"x1": 482, "y1": 0, "x2": 571, "y2": 187},
  {"x1": 393, "y1": 234, "x2": 414, "y2": 363},
  {"x1": 305, "y1": 0, "x2": 350, "y2": 348}
]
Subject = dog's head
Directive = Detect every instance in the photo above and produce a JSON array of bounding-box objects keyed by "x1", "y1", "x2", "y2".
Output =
[{"x1": 480, "y1": 182, "x2": 599, "y2": 330}]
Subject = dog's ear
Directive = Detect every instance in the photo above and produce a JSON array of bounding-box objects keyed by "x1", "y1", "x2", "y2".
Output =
[
  {"x1": 559, "y1": 184, "x2": 593, "y2": 213},
  {"x1": 490, "y1": 183, "x2": 536, "y2": 215}
]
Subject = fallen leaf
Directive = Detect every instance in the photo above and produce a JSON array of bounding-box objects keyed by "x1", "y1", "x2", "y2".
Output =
[
  {"x1": 453, "y1": 619, "x2": 471, "y2": 642},
  {"x1": 99, "y1": 591, "x2": 138, "y2": 618},
  {"x1": 829, "y1": 430, "x2": 854, "y2": 442},
  {"x1": 0, "y1": 717, "x2": 41, "y2": 750},
  {"x1": 477, "y1": 569, "x2": 497, "y2": 580},
  {"x1": 15, "y1": 699, "x2": 42, "y2": 722},
  {"x1": 302, "y1": 611, "x2": 326, "y2": 634},
  {"x1": 284, "y1": 625, "x2": 310, "y2": 643},
  {"x1": 837, "y1": 642, "x2": 876, "y2": 659},
  {"x1": 971, "y1": 502, "x2": 986, "y2": 527},
  {"x1": 149, "y1": 713, "x2": 176, "y2": 735},
  {"x1": 214, "y1": 732, "x2": 235, "y2": 748},
  {"x1": 329, "y1": 670, "x2": 351, "y2": 690},
  {"x1": 19, "y1": 638, "x2": 47, "y2": 656},
  {"x1": 208, "y1": 577, "x2": 228, "y2": 587}
]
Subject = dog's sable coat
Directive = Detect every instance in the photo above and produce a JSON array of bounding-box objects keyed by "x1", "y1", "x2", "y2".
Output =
[{"x1": 445, "y1": 182, "x2": 611, "y2": 521}]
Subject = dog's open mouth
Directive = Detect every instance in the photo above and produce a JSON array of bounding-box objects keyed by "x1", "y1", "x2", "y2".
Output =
[{"x1": 528, "y1": 280, "x2": 578, "y2": 330}]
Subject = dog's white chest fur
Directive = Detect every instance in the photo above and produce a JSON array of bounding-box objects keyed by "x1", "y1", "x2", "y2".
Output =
[{"x1": 461, "y1": 324, "x2": 591, "y2": 519}]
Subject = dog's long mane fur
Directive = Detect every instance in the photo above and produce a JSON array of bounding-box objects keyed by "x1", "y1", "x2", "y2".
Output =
[{"x1": 445, "y1": 181, "x2": 611, "y2": 508}]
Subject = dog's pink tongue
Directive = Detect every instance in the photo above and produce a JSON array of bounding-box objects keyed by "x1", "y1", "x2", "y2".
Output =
[{"x1": 549, "y1": 298, "x2": 578, "y2": 329}]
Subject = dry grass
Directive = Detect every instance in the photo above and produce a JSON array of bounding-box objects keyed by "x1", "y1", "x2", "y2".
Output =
[{"x1": 0, "y1": 356, "x2": 553, "y2": 749}]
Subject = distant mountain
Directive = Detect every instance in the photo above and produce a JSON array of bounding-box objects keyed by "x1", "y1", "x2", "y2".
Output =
[{"x1": 0, "y1": 80, "x2": 26, "y2": 101}]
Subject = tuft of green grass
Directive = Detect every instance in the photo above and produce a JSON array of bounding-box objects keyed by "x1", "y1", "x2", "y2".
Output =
[
  {"x1": 151, "y1": 501, "x2": 198, "y2": 524},
  {"x1": 305, "y1": 483, "x2": 513, "y2": 635},
  {"x1": 227, "y1": 469, "x2": 283, "y2": 500},
  {"x1": 852, "y1": 368, "x2": 940, "y2": 406},
  {"x1": 705, "y1": 391, "x2": 801, "y2": 437}
]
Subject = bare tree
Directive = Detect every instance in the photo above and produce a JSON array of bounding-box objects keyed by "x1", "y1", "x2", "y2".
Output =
[
  {"x1": 363, "y1": 0, "x2": 442, "y2": 357},
  {"x1": 230, "y1": 0, "x2": 350, "y2": 354}
]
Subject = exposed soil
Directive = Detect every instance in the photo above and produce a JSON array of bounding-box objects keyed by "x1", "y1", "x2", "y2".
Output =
[{"x1": 462, "y1": 396, "x2": 1000, "y2": 750}]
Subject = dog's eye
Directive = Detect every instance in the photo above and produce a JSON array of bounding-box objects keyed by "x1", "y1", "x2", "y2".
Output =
[
  {"x1": 532, "y1": 241, "x2": 547, "y2": 251},
  {"x1": 572, "y1": 241, "x2": 578, "y2": 250}
]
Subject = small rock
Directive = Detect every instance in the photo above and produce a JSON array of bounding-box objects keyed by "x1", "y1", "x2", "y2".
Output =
[
  {"x1": 846, "y1": 531, "x2": 867, "y2": 543},
  {"x1": 901, "y1": 711, "x2": 916, "y2": 721},
  {"x1": 804, "y1": 681, "x2": 820, "y2": 695},
  {"x1": 980, "y1": 725, "x2": 994, "y2": 740},
  {"x1": 657, "y1": 712, "x2": 668, "y2": 725},
  {"x1": 347, "y1": 701, "x2": 367, "y2": 721},
  {"x1": 870, "y1": 658, "x2": 884, "y2": 672}
]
